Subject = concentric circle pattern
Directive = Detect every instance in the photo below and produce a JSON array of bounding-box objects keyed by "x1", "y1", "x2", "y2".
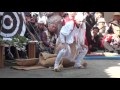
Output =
[{"x1": 0, "y1": 12, "x2": 26, "y2": 38}]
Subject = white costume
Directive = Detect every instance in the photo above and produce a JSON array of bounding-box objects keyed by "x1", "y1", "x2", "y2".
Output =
[{"x1": 54, "y1": 14, "x2": 88, "y2": 70}]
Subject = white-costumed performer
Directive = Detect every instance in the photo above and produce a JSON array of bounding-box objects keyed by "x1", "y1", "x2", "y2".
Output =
[{"x1": 54, "y1": 13, "x2": 88, "y2": 72}]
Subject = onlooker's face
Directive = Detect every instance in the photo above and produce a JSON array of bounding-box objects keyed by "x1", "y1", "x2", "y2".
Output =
[
  {"x1": 48, "y1": 24, "x2": 57, "y2": 33},
  {"x1": 113, "y1": 15, "x2": 120, "y2": 21},
  {"x1": 30, "y1": 17, "x2": 36, "y2": 24},
  {"x1": 93, "y1": 29, "x2": 99, "y2": 36},
  {"x1": 98, "y1": 22, "x2": 105, "y2": 29},
  {"x1": 112, "y1": 24, "x2": 120, "y2": 36},
  {"x1": 95, "y1": 13, "x2": 103, "y2": 21},
  {"x1": 38, "y1": 23, "x2": 44, "y2": 30},
  {"x1": 75, "y1": 19, "x2": 84, "y2": 26},
  {"x1": 26, "y1": 16, "x2": 31, "y2": 23}
]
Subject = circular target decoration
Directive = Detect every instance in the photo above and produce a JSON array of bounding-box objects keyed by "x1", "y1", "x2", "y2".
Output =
[{"x1": 0, "y1": 12, "x2": 26, "y2": 38}]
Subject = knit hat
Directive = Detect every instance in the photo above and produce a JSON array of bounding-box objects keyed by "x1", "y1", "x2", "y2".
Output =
[
  {"x1": 38, "y1": 16, "x2": 47, "y2": 24},
  {"x1": 97, "y1": 18, "x2": 106, "y2": 23}
]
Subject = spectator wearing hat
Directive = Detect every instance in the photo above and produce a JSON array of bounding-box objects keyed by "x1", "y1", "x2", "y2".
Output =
[
  {"x1": 92, "y1": 18, "x2": 109, "y2": 50},
  {"x1": 37, "y1": 19, "x2": 57, "y2": 54},
  {"x1": 37, "y1": 19, "x2": 48, "y2": 37},
  {"x1": 94, "y1": 18, "x2": 109, "y2": 38},
  {"x1": 94, "y1": 12, "x2": 104, "y2": 23},
  {"x1": 113, "y1": 12, "x2": 120, "y2": 22},
  {"x1": 103, "y1": 20, "x2": 120, "y2": 54},
  {"x1": 108, "y1": 12, "x2": 120, "y2": 34},
  {"x1": 38, "y1": 13, "x2": 48, "y2": 25}
]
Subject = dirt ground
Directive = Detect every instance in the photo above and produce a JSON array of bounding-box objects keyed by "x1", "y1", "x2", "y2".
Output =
[{"x1": 0, "y1": 60, "x2": 120, "y2": 78}]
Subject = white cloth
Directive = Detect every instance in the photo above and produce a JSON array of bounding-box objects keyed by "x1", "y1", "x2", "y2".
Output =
[
  {"x1": 60, "y1": 20, "x2": 86, "y2": 45},
  {"x1": 54, "y1": 20, "x2": 87, "y2": 69},
  {"x1": 75, "y1": 22, "x2": 86, "y2": 46},
  {"x1": 60, "y1": 20, "x2": 75, "y2": 44},
  {"x1": 58, "y1": 20, "x2": 86, "y2": 60}
]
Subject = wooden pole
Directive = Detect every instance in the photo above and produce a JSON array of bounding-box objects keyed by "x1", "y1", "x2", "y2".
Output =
[
  {"x1": 28, "y1": 41, "x2": 36, "y2": 58},
  {"x1": 0, "y1": 45, "x2": 5, "y2": 68}
]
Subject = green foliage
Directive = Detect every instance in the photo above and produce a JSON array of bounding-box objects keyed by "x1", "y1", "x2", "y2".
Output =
[
  {"x1": 0, "y1": 34, "x2": 30, "y2": 51},
  {"x1": 12, "y1": 34, "x2": 30, "y2": 51},
  {"x1": 0, "y1": 36, "x2": 5, "y2": 44}
]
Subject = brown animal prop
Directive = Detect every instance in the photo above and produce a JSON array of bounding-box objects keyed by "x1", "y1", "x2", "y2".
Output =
[{"x1": 38, "y1": 52, "x2": 75, "y2": 68}]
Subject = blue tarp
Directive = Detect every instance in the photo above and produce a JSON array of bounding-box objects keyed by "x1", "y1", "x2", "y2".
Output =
[{"x1": 84, "y1": 56, "x2": 120, "y2": 60}]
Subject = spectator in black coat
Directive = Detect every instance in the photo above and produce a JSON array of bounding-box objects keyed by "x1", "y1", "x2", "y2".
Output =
[{"x1": 89, "y1": 27, "x2": 101, "y2": 52}]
